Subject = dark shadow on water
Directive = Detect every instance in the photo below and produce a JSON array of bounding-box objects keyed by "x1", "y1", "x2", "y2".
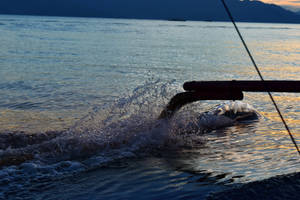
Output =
[
  {"x1": 208, "y1": 172, "x2": 300, "y2": 200},
  {"x1": 8, "y1": 157, "x2": 228, "y2": 200}
]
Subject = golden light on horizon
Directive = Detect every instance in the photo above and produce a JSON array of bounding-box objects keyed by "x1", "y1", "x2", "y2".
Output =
[{"x1": 260, "y1": 0, "x2": 300, "y2": 7}]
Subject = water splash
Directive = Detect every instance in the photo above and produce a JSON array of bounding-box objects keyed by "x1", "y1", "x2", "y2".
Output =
[
  {"x1": 0, "y1": 81, "x2": 261, "y2": 174},
  {"x1": 0, "y1": 81, "x2": 261, "y2": 168},
  {"x1": 0, "y1": 80, "x2": 263, "y2": 199},
  {"x1": 0, "y1": 80, "x2": 178, "y2": 166}
]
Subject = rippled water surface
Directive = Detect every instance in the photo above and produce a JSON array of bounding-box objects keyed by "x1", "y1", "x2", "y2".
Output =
[{"x1": 0, "y1": 15, "x2": 300, "y2": 200}]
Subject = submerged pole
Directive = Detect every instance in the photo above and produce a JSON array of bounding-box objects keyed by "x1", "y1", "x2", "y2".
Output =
[
  {"x1": 158, "y1": 90, "x2": 243, "y2": 119},
  {"x1": 159, "y1": 80, "x2": 300, "y2": 120}
]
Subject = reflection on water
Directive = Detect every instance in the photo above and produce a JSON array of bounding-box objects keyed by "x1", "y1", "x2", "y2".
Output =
[
  {"x1": 0, "y1": 16, "x2": 300, "y2": 134},
  {"x1": 0, "y1": 16, "x2": 300, "y2": 199},
  {"x1": 0, "y1": 109, "x2": 79, "y2": 133},
  {"x1": 164, "y1": 121, "x2": 299, "y2": 183}
]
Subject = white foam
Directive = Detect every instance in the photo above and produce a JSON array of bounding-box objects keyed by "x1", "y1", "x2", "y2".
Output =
[{"x1": 214, "y1": 101, "x2": 258, "y2": 116}]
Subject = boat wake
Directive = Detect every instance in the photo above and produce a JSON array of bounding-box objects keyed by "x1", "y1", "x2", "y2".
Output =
[{"x1": 0, "y1": 80, "x2": 260, "y2": 199}]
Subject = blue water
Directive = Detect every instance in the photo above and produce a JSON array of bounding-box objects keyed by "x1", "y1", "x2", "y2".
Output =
[{"x1": 0, "y1": 15, "x2": 300, "y2": 199}]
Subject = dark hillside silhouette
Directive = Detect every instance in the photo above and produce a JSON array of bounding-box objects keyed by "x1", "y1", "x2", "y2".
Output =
[{"x1": 1, "y1": 0, "x2": 300, "y2": 23}]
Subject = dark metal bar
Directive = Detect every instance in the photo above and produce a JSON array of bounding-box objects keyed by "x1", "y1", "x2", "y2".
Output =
[
  {"x1": 184, "y1": 80, "x2": 300, "y2": 93},
  {"x1": 158, "y1": 90, "x2": 243, "y2": 119}
]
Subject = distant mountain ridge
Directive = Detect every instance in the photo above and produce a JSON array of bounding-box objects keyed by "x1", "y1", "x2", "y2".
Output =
[{"x1": 1, "y1": 0, "x2": 300, "y2": 23}]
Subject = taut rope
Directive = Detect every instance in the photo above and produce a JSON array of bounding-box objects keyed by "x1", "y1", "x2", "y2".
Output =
[{"x1": 220, "y1": 0, "x2": 300, "y2": 155}]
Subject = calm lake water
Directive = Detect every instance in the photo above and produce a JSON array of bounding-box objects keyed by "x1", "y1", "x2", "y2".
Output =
[{"x1": 0, "y1": 15, "x2": 300, "y2": 199}]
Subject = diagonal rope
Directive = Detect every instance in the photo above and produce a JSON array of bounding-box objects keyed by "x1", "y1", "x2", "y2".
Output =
[{"x1": 220, "y1": 0, "x2": 300, "y2": 155}]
